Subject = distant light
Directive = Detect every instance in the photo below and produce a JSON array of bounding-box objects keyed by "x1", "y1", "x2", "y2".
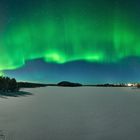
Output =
[{"x1": 128, "y1": 83, "x2": 132, "y2": 87}]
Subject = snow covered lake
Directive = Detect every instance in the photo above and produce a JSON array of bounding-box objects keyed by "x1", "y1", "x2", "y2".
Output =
[{"x1": 0, "y1": 87, "x2": 140, "y2": 140}]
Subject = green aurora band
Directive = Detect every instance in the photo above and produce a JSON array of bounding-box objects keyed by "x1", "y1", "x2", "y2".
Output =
[{"x1": 0, "y1": 0, "x2": 140, "y2": 71}]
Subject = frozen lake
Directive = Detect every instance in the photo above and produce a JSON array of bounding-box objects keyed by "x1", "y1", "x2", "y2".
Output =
[{"x1": 0, "y1": 87, "x2": 140, "y2": 140}]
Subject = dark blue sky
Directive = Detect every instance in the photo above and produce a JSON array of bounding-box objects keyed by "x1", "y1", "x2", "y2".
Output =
[{"x1": 4, "y1": 58, "x2": 140, "y2": 84}]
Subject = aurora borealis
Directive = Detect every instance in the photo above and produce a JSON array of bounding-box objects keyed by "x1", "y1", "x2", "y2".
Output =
[{"x1": 0, "y1": 0, "x2": 140, "y2": 83}]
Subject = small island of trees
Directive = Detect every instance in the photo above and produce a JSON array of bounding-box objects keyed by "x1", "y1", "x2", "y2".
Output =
[
  {"x1": 0, "y1": 76, "x2": 19, "y2": 92},
  {"x1": 137, "y1": 84, "x2": 140, "y2": 88}
]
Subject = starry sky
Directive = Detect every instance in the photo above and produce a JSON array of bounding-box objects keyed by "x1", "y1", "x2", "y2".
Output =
[{"x1": 0, "y1": 0, "x2": 140, "y2": 84}]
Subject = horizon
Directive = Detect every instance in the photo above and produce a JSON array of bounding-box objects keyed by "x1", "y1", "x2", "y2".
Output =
[{"x1": 3, "y1": 58, "x2": 140, "y2": 85}]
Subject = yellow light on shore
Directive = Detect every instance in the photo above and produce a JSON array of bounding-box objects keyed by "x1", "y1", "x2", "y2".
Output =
[{"x1": 128, "y1": 83, "x2": 132, "y2": 87}]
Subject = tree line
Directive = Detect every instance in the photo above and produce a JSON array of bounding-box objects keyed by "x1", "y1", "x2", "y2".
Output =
[{"x1": 0, "y1": 76, "x2": 19, "y2": 92}]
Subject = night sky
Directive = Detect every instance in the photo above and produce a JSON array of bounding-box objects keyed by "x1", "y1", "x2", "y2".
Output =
[{"x1": 0, "y1": 0, "x2": 140, "y2": 84}]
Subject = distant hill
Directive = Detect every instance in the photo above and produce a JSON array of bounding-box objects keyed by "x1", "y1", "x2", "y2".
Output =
[{"x1": 57, "y1": 81, "x2": 82, "y2": 87}]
